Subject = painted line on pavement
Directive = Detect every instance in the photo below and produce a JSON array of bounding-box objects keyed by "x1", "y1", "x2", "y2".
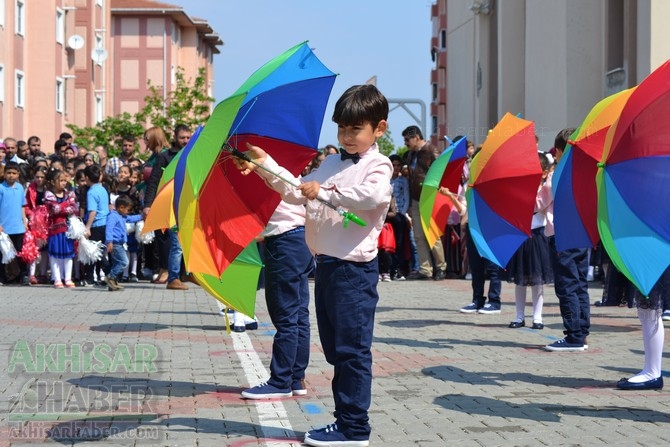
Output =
[{"x1": 231, "y1": 332, "x2": 301, "y2": 447}]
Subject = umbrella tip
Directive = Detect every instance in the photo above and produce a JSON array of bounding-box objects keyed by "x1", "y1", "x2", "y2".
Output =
[{"x1": 597, "y1": 162, "x2": 606, "y2": 168}]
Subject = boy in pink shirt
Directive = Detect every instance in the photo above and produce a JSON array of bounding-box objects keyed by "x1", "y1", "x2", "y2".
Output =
[{"x1": 236, "y1": 84, "x2": 392, "y2": 447}]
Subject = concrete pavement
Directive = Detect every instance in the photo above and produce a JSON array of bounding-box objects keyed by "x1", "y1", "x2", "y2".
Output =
[{"x1": 1, "y1": 276, "x2": 669, "y2": 446}]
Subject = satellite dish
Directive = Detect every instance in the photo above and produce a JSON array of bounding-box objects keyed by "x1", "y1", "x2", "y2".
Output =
[
  {"x1": 67, "y1": 34, "x2": 85, "y2": 50},
  {"x1": 91, "y1": 47, "x2": 108, "y2": 64}
]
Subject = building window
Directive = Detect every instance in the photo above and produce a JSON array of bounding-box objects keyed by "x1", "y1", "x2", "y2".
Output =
[
  {"x1": 56, "y1": 78, "x2": 64, "y2": 113},
  {"x1": 15, "y1": 0, "x2": 25, "y2": 36},
  {"x1": 15, "y1": 70, "x2": 24, "y2": 108},
  {"x1": 431, "y1": 115, "x2": 438, "y2": 136},
  {"x1": 440, "y1": 29, "x2": 446, "y2": 50},
  {"x1": 0, "y1": 0, "x2": 5, "y2": 27},
  {"x1": 96, "y1": 0, "x2": 103, "y2": 6},
  {"x1": 95, "y1": 95, "x2": 104, "y2": 123},
  {"x1": 56, "y1": 8, "x2": 65, "y2": 44},
  {"x1": 0, "y1": 65, "x2": 4, "y2": 102},
  {"x1": 432, "y1": 83, "x2": 438, "y2": 102}
]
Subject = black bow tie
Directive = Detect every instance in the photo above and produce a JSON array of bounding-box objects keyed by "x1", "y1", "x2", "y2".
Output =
[{"x1": 340, "y1": 150, "x2": 360, "y2": 164}]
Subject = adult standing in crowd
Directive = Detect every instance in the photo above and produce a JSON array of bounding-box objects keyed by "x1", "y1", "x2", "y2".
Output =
[
  {"x1": 143, "y1": 124, "x2": 192, "y2": 291},
  {"x1": 402, "y1": 125, "x2": 446, "y2": 280}
]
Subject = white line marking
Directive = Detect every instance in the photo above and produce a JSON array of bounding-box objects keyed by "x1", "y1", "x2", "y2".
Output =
[{"x1": 231, "y1": 331, "x2": 301, "y2": 447}]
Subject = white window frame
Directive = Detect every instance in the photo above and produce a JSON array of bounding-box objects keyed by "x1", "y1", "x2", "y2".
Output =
[
  {"x1": 0, "y1": 0, "x2": 5, "y2": 27},
  {"x1": 15, "y1": 0, "x2": 25, "y2": 36},
  {"x1": 56, "y1": 8, "x2": 65, "y2": 44},
  {"x1": 15, "y1": 69, "x2": 24, "y2": 108},
  {"x1": 96, "y1": 0, "x2": 103, "y2": 6},
  {"x1": 95, "y1": 94, "x2": 104, "y2": 123},
  {"x1": 95, "y1": 34, "x2": 104, "y2": 66},
  {"x1": 0, "y1": 65, "x2": 5, "y2": 102},
  {"x1": 56, "y1": 77, "x2": 64, "y2": 113}
]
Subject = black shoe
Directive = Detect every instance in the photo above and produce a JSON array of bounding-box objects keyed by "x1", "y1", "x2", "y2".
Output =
[
  {"x1": 508, "y1": 320, "x2": 525, "y2": 328},
  {"x1": 433, "y1": 270, "x2": 446, "y2": 281},
  {"x1": 129, "y1": 274, "x2": 139, "y2": 283},
  {"x1": 233, "y1": 325, "x2": 246, "y2": 333},
  {"x1": 616, "y1": 376, "x2": 663, "y2": 390},
  {"x1": 21, "y1": 276, "x2": 31, "y2": 286},
  {"x1": 531, "y1": 322, "x2": 544, "y2": 330},
  {"x1": 245, "y1": 321, "x2": 258, "y2": 330},
  {"x1": 407, "y1": 271, "x2": 431, "y2": 280}
]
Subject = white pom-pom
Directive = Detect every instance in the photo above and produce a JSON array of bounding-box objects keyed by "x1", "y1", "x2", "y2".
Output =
[
  {"x1": 78, "y1": 238, "x2": 105, "y2": 265},
  {"x1": 66, "y1": 216, "x2": 87, "y2": 240},
  {"x1": 0, "y1": 232, "x2": 17, "y2": 264},
  {"x1": 126, "y1": 222, "x2": 136, "y2": 234},
  {"x1": 135, "y1": 220, "x2": 155, "y2": 244}
]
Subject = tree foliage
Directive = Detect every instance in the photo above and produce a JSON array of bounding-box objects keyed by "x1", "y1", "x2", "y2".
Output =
[{"x1": 67, "y1": 67, "x2": 214, "y2": 157}]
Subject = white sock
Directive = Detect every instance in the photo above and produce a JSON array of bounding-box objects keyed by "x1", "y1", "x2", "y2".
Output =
[
  {"x1": 531, "y1": 284, "x2": 544, "y2": 324},
  {"x1": 129, "y1": 252, "x2": 138, "y2": 276},
  {"x1": 514, "y1": 285, "x2": 526, "y2": 322},
  {"x1": 628, "y1": 307, "x2": 664, "y2": 383},
  {"x1": 63, "y1": 258, "x2": 73, "y2": 282},
  {"x1": 49, "y1": 256, "x2": 62, "y2": 283},
  {"x1": 29, "y1": 261, "x2": 36, "y2": 276}
]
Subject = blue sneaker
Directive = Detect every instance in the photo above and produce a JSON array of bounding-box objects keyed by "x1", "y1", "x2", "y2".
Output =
[
  {"x1": 241, "y1": 382, "x2": 292, "y2": 399},
  {"x1": 478, "y1": 303, "x2": 501, "y2": 314},
  {"x1": 291, "y1": 379, "x2": 307, "y2": 396},
  {"x1": 544, "y1": 338, "x2": 585, "y2": 352},
  {"x1": 459, "y1": 303, "x2": 479, "y2": 313},
  {"x1": 304, "y1": 424, "x2": 369, "y2": 447}
]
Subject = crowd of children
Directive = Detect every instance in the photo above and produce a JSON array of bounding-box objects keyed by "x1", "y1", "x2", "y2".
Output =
[{"x1": 0, "y1": 134, "x2": 158, "y2": 291}]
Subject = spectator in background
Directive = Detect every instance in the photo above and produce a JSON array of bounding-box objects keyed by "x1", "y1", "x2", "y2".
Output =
[
  {"x1": 323, "y1": 144, "x2": 339, "y2": 156},
  {"x1": 27, "y1": 136, "x2": 42, "y2": 158},
  {"x1": 16, "y1": 141, "x2": 30, "y2": 164},
  {"x1": 106, "y1": 135, "x2": 136, "y2": 177},
  {"x1": 402, "y1": 125, "x2": 446, "y2": 280}
]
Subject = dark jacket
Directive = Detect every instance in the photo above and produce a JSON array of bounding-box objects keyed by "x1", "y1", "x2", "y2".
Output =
[
  {"x1": 143, "y1": 147, "x2": 180, "y2": 209},
  {"x1": 406, "y1": 141, "x2": 441, "y2": 202}
]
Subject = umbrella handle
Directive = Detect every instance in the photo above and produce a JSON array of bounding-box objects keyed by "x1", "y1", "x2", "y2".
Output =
[{"x1": 339, "y1": 210, "x2": 367, "y2": 228}]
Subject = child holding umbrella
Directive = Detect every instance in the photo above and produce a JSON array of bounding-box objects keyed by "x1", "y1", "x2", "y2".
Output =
[{"x1": 235, "y1": 84, "x2": 392, "y2": 447}]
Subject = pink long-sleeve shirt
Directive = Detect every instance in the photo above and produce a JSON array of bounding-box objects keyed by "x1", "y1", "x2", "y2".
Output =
[{"x1": 256, "y1": 143, "x2": 392, "y2": 262}]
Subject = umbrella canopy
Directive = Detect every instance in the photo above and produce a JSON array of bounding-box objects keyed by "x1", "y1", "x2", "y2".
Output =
[
  {"x1": 192, "y1": 243, "x2": 263, "y2": 318},
  {"x1": 597, "y1": 60, "x2": 670, "y2": 296},
  {"x1": 465, "y1": 112, "x2": 542, "y2": 267},
  {"x1": 143, "y1": 127, "x2": 202, "y2": 234},
  {"x1": 419, "y1": 136, "x2": 468, "y2": 249},
  {"x1": 552, "y1": 88, "x2": 635, "y2": 251},
  {"x1": 173, "y1": 41, "x2": 336, "y2": 277}
]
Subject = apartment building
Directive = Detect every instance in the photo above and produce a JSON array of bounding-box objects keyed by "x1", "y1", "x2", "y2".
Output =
[
  {"x1": 0, "y1": 0, "x2": 221, "y2": 147},
  {"x1": 430, "y1": 0, "x2": 670, "y2": 149}
]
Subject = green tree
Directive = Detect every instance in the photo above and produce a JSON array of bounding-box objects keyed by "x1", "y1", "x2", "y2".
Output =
[
  {"x1": 377, "y1": 129, "x2": 398, "y2": 156},
  {"x1": 139, "y1": 66, "x2": 214, "y2": 137},
  {"x1": 67, "y1": 66, "x2": 214, "y2": 157}
]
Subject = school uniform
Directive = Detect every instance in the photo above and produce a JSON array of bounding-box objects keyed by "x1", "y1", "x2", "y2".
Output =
[{"x1": 257, "y1": 143, "x2": 392, "y2": 441}]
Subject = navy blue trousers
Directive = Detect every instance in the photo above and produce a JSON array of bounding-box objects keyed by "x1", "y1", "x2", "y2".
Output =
[
  {"x1": 314, "y1": 255, "x2": 378, "y2": 440},
  {"x1": 549, "y1": 236, "x2": 590, "y2": 344},
  {"x1": 264, "y1": 228, "x2": 313, "y2": 389},
  {"x1": 465, "y1": 224, "x2": 502, "y2": 307}
]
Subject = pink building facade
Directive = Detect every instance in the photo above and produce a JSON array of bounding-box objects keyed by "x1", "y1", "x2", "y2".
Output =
[{"x1": 0, "y1": 0, "x2": 220, "y2": 149}]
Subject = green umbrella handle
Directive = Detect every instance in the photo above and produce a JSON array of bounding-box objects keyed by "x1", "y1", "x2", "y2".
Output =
[{"x1": 339, "y1": 210, "x2": 367, "y2": 228}]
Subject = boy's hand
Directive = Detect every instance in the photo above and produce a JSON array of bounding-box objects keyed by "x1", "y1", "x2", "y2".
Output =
[
  {"x1": 298, "y1": 181, "x2": 321, "y2": 200},
  {"x1": 107, "y1": 242, "x2": 113, "y2": 254},
  {"x1": 233, "y1": 142, "x2": 268, "y2": 175}
]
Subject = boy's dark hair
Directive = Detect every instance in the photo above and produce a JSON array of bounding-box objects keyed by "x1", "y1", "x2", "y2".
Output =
[
  {"x1": 115, "y1": 195, "x2": 134, "y2": 209},
  {"x1": 3, "y1": 161, "x2": 20, "y2": 173},
  {"x1": 388, "y1": 154, "x2": 402, "y2": 163},
  {"x1": 122, "y1": 134, "x2": 135, "y2": 143},
  {"x1": 402, "y1": 125, "x2": 423, "y2": 140},
  {"x1": 59, "y1": 132, "x2": 73, "y2": 140},
  {"x1": 554, "y1": 128, "x2": 576, "y2": 152},
  {"x1": 84, "y1": 164, "x2": 101, "y2": 183},
  {"x1": 332, "y1": 85, "x2": 388, "y2": 128}
]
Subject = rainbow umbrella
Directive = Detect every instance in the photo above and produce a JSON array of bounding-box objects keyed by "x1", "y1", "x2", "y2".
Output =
[
  {"x1": 419, "y1": 136, "x2": 468, "y2": 249},
  {"x1": 597, "y1": 60, "x2": 670, "y2": 296},
  {"x1": 465, "y1": 113, "x2": 542, "y2": 267},
  {"x1": 173, "y1": 41, "x2": 336, "y2": 277},
  {"x1": 552, "y1": 88, "x2": 635, "y2": 251},
  {"x1": 192, "y1": 243, "x2": 263, "y2": 319}
]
